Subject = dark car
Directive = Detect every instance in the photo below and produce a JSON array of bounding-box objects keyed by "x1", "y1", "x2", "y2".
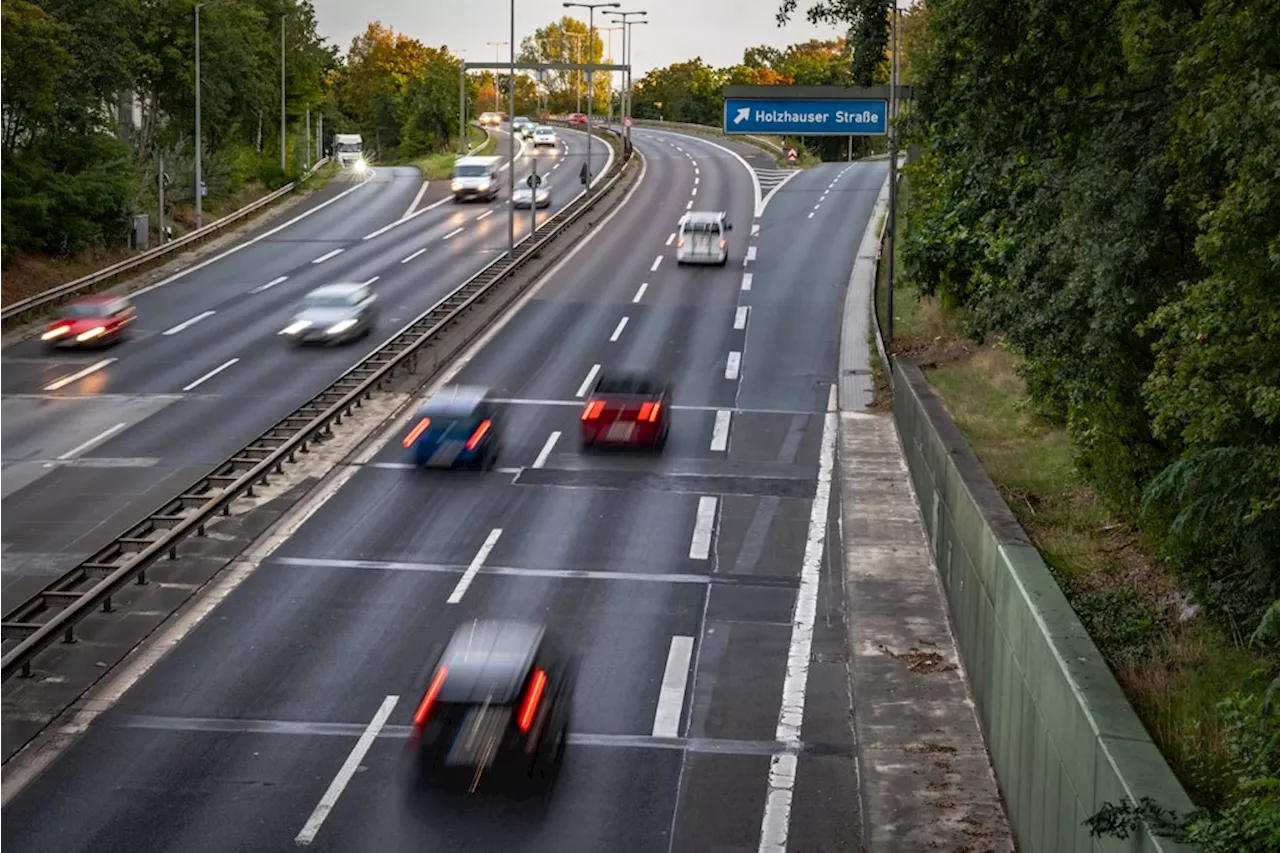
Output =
[
  {"x1": 401, "y1": 384, "x2": 501, "y2": 469},
  {"x1": 409, "y1": 620, "x2": 572, "y2": 791},
  {"x1": 41, "y1": 295, "x2": 135, "y2": 349},
  {"x1": 580, "y1": 371, "x2": 671, "y2": 449},
  {"x1": 280, "y1": 282, "x2": 378, "y2": 345}
]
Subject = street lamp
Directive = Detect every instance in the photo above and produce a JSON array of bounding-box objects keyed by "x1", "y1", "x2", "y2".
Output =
[
  {"x1": 193, "y1": 0, "x2": 222, "y2": 229},
  {"x1": 280, "y1": 13, "x2": 294, "y2": 171},
  {"x1": 604, "y1": 10, "x2": 646, "y2": 149},
  {"x1": 486, "y1": 41, "x2": 509, "y2": 112},
  {"x1": 563, "y1": 2, "x2": 620, "y2": 194},
  {"x1": 564, "y1": 32, "x2": 585, "y2": 113}
]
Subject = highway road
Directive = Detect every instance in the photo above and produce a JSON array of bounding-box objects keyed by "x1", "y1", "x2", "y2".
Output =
[
  {"x1": 1, "y1": 127, "x2": 889, "y2": 852},
  {"x1": 0, "y1": 125, "x2": 610, "y2": 605}
]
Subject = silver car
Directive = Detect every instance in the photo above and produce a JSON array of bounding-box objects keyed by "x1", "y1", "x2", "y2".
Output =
[
  {"x1": 512, "y1": 179, "x2": 551, "y2": 209},
  {"x1": 280, "y1": 282, "x2": 378, "y2": 345}
]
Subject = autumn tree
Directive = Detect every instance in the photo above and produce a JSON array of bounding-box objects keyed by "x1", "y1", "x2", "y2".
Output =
[{"x1": 517, "y1": 16, "x2": 610, "y2": 114}]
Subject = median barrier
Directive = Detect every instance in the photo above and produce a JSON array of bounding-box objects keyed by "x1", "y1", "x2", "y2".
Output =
[{"x1": 889, "y1": 356, "x2": 1198, "y2": 853}]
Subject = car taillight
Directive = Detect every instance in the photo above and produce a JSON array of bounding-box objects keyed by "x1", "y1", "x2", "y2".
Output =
[
  {"x1": 516, "y1": 668, "x2": 548, "y2": 733},
  {"x1": 413, "y1": 666, "x2": 448, "y2": 728},
  {"x1": 719, "y1": 239, "x2": 727, "y2": 249},
  {"x1": 465, "y1": 419, "x2": 492, "y2": 451},
  {"x1": 401, "y1": 417, "x2": 431, "y2": 448},
  {"x1": 581, "y1": 400, "x2": 605, "y2": 421},
  {"x1": 638, "y1": 402, "x2": 662, "y2": 423},
  {"x1": 677, "y1": 239, "x2": 685, "y2": 248}
]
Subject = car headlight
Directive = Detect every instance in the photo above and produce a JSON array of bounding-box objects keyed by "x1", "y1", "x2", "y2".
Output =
[
  {"x1": 75, "y1": 326, "x2": 106, "y2": 342},
  {"x1": 477, "y1": 180, "x2": 491, "y2": 190},
  {"x1": 280, "y1": 320, "x2": 310, "y2": 336},
  {"x1": 354, "y1": 158, "x2": 367, "y2": 172},
  {"x1": 42, "y1": 324, "x2": 71, "y2": 340},
  {"x1": 327, "y1": 319, "x2": 357, "y2": 335},
  {"x1": 451, "y1": 179, "x2": 463, "y2": 190}
]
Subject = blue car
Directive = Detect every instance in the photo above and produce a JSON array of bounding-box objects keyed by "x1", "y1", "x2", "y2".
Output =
[{"x1": 401, "y1": 385, "x2": 501, "y2": 469}]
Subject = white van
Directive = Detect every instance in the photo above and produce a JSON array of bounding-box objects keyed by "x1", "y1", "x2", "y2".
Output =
[
  {"x1": 451, "y1": 156, "x2": 503, "y2": 202},
  {"x1": 675, "y1": 211, "x2": 732, "y2": 265}
]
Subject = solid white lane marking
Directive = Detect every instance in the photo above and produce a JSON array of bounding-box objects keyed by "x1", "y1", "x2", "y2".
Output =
[
  {"x1": 181, "y1": 358, "x2": 239, "y2": 392},
  {"x1": 361, "y1": 276, "x2": 380, "y2": 286},
  {"x1": 686, "y1": 201, "x2": 693, "y2": 210},
  {"x1": 162, "y1": 310, "x2": 215, "y2": 336},
  {"x1": 759, "y1": 170, "x2": 801, "y2": 215},
  {"x1": 405, "y1": 180, "x2": 430, "y2": 218},
  {"x1": 250, "y1": 275, "x2": 288, "y2": 294},
  {"x1": 476, "y1": 210, "x2": 494, "y2": 221},
  {"x1": 401, "y1": 248, "x2": 426, "y2": 264},
  {"x1": 746, "y1": 246, "x2": 757, "y2": 264},
  {"x1": 652, "y1": 636, "x2": 694, "y2": 738},
  {"x1": 725, "y1": 351, "x2": 742, "y2": 380},
  {"x1": 533, "y1": 431, "x2": 561, "y2": 469},
  {"x1": 756, "y1": 403, "x2": 838, "y2": 853},
  {"x1": 609, "y1": 316, "x2": 629, "y2": 342},
  {"x1": 666, "y1": 233, "x2": 675, "y2": 246},
  {"x1": 734, "y1": 306, "x2": 749, "y2": 330},
  {"x1": 312, "y1": 248, "x2": 344, "y2": 264},
  {"x1": 575, "y1": 363, "x2": 601, "y2": 398},
  {"x1": 447, "y1": 528, "x2": 503, "y2": 604},
  {"x1": 710, "y1": 410, "x2": 731, "y2": 452},
  {"x1": 633, "y1": 283, "x2": 649, "y2": 303},
  {"x1": 295, "y1": 695, "x2": 399, "y2": 846},
  {"x1": 689, "y1": 496, "x2": 717, "y2": 560},
  {"x1": 56, "y1": 422, "x2": 128, "y2": 461},
  {"x1": 651, "y1": 256, "x2": 663, "y2": 272},
  {"x1": 443, "y1": 227, "x2": 464, "y2": 240},
  {"x1": 422, "y1": 194, "x2": 452, "y2": 212},
  {"x1": 43, "y1": 358, "x2": 117, "y2": 392},
  {"x1": 742, "y1": 273, "x2": 753, "y2": 291}
]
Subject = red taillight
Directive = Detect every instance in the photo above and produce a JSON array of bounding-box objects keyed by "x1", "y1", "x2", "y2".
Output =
[
  {"x1": 402, "y1": 416, "x2": 431, "y2": 448},
  {"x1": 637, "y1": 402, "x2": 662, "y2": 423},
  {"x1": 516, "y1": 668, "x2": 548, "y2": 733},
  {"x1": 413, "y1": 666, "x2": 448, "y2": 727},
  {"x1": 466, "y1": 419, "x2": 492, "y2": 451},
  {"x1": 581, "y1": 400, "x2": 605, "y2": 421}
]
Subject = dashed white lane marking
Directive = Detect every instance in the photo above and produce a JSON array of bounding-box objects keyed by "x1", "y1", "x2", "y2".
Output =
[
  {"x1": 576, "y1": 363, "x2": 601, "y2": 398},
  {"x1": 689, "y1": 496, "x2": 717, "y2": 560},
  {"x1": 691, "y1": 159, "x2": 697, "y2": 167},
  {"x1": 651, "y1": 256, "x2": 663, "y2": 272},
  {"x1": 182, "y1": 358, "x2": 239, "y2": 392},
  {"x1": 745, "y1": 246, "x2": 756, "y2": 264},
  {"x1": 401, "y1": 248, "x2": 426, "y2": 264},
  {"x1": 694, "y1": 167, "x2": 700, "y2": 176},
  {"x1": 360, "y1": 276, "x2": 380, "y2": 286},
  {"x1": 807, "y1": 212, "x2": 815, "y2": 219},
  {"x1": 57, "y1": 422, "x2": 128, "y2": 460},
  {"x1": 652, "y1": 636, "x2": 695, "y2": 738},
  {"x1": 741, "y1": 273, "x2": 753, "y2": 292},
  {"x1": 533, "y1": 431, "x2": 561, "y2": 469},
  {"x1": 710, "y1": 410, "x2": 731, "y2": 452},
  {"x1": 734, "y1": 306, "x2": 749, "y2": 330},
  {"x1": 162, "y1": 310, "x2": 215, "y2": 336},
  {"x1": 476, "y1": 210, "x2": 494, "y2": 221},
  {"x1": 725, "y1": 351, "x2": 742, "y2": 380},
  {"x1": 553, "y1": 162, "x2": 561, "y2": 169},
  {"x1": 691, "y1": 188, "x2": 698, "y2": 196},
  {"x1": 752, "y1": 224, "x2": 760, "y2": 237},
  {"x1": 694, "y1": 176, "x2": 699, "y2": 185},
  {"x1": 756, "y1": 393, "x2": 838, "y2": 853},
  {"x1": 250, "y1": 275, "x2": 288, "y2": 294},
  {"x1": 609, "y1": 316, "x2": 629, "y2": 342},
  {"x1": 633, "y1": 283, "x2": 649, "y2": 303},
  {"x1": 447, "y1": 528, "x2": 503, "y2": 604},
  {"x1": 312, "y1": 248, "x2": 344, "y2": 264},
  {"x1": 43, "y1": 358, "x2": 116, "y2": 392},
  {"x1": 686, "y1": 201, "x2": 693, "y2": 210},
  {"x1": 294, "y1": 695, "x2": 399, "y2": 846},
  {"x1": 666, "y1": 233, "x2": 675, "y2": 246},
  {"x1": 443, "y1": 227, "x2": 464, "y2": 240}
]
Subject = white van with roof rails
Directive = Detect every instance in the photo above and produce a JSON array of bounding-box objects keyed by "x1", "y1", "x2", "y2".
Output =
[
  {"x1": 675, "y1": 211, "x2": 733, "y2": 265},
  {"x1": 451, "y1": 155, "x2": 503, "y2": 202}
]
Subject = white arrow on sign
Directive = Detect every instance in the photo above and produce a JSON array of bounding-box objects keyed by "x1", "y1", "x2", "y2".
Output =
[{"x1": 733, "y1": 107, "x2": 750, "y2": 125}]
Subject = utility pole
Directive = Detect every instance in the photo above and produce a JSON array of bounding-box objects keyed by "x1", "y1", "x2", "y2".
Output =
[
  {"x1": 194, "y1": 2, "x2": 205, "y2": 229},
  {"x1": 886, "y1": 0, "x2": 899, "y2": 345},
  {"x1": 506, "y1": 7, "x2": 515, "y2": 257},
  {"x1": 158, "y1": 154, "x2": 165, "y2": 244},
  {"x1": 305, "y1": 108, "x2": 311, "y2": 170},
  {"x1": 564, "y1": 3, "x2": 620, "y2": 195},
  {"x1": 606, "y1": 10, "x2": 647, "y2": 151},
  {"x1": 280, "y1": 15, "x2": 287, "y2": 171}
]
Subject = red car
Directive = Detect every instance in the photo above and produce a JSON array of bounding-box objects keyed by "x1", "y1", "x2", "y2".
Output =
[
  {"x1": 580, "y1": 371, "x2": 671, "y2": 449},
  {"x1": 41, "y1": 295, "x2": 136, "y2": 349},
  {"x1": 568, "y1": 113, "x2": 587, "y2": 124}
]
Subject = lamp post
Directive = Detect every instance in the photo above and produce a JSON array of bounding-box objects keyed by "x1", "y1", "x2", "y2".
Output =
[
  {"x1": 564, "y1": 2, "x2": 620, "y2": 195},
  {"x1": 280, "y1": 14, "x2": 290, "y2": 171},
  {"x1": 598, "y1": 26, "x2": 622, "y2": 124},
  {"x1": 506, "y1": 5, "x2": 515, "y2": 257},
  {"x1": 565, "y1": 32, "x2": 585, "y2": 113},
  {"x1": 193, "y1": 1, "x2": 217, "y2": 229},
  {"x1": 486, "y1": 41, "x2": 509, "y2": 112},
  {"x1": 604, "y1": 10, "x2": 647, "y2": 150}
]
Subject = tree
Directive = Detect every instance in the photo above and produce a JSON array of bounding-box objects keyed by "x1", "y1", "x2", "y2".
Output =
[
  {"x1": 776, "y1": 0, "x2": 891, "y2": 85},
  {"x1": 631, "y1": 59, "x2": 725, "y2": 124},
  {"x1": 517, "y1": 16, "x2": 610, "y2": 114}
]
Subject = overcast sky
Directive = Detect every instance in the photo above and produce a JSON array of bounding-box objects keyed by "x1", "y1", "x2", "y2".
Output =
[{"x1": 309, "y1": 0, "x2": 847, "y2": 76}]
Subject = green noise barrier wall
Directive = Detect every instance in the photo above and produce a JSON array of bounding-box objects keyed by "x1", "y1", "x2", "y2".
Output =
[{"x1": 890, "y1": 357, "x2": 1197, "y2": 853}]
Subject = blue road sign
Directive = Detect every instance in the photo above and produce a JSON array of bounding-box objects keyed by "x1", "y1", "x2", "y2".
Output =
[{"x1": 723, "y1": 97, "x2": 887, "y2": 136}]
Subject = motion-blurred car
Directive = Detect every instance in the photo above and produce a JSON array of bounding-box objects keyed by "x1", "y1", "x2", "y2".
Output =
[
  {"x1": 410, "y1": 620, "x2": 571, "y2": 790},
  {"x1": 675, "y1": 211, "x2": 732, "y2": 266},
  {"x1": 580, "y1": 371, "x2": 671, "y2": 449},
  {"x1": 532, "y1": 126, "x2": 558, "y2": 148},
  {"x1": 41, "y1": 295, "x2": 136, "y2": 349},
  {"x1": 478, "y1": 112, "x2": 501, "y2": 128},
  {"x1": 520, "y1": 121, "x2": 538, "y2": 139},
  {"x1": 567, "y1": 113, "x2": 587, "y2": 124},
  {"x1": 511, "y1": 116, "x2": 531, "y2": 134},
  {"x1": 279, "y1": 282, "x2": 378, "y2": 345},
  {"x1": 512, "y1": 177, "x2": 551, "y2": 209},
  {"x1": 401, "y1": 384, "x2": 501, "y2": 469}
]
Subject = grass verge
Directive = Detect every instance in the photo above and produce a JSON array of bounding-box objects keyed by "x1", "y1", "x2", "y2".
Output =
[
  {"x1": 889, "y1": 267, "x2": 1273, "y2": 806},
  {"x1": 406, "y1": 127, "x2": 494, "y2": 180}
]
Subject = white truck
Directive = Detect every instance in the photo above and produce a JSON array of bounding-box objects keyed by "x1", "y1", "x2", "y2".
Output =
[{"x1": 334, "y1": 134, "x2": 366, "y2": 171}]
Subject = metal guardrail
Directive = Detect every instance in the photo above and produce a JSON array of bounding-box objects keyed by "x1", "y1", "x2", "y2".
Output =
[
  {"x1": 0, "y1": 131, "x2": 632, "y2": 681},
  {"x1": 1, "y1": 157, "x2": 332, "y2": 324}
]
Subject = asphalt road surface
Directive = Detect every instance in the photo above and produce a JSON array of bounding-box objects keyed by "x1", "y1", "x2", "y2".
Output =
[
  {"x1": 0, "y1": 125, "x2": 609, "y2": 605},
  {"x1": 1, "y1": 128, "x2": 889, "y2": 852}
]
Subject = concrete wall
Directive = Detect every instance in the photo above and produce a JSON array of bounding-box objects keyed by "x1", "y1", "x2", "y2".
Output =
[{"x1": 890, "y1": 358, "x2": 1197, "y2": 853}]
